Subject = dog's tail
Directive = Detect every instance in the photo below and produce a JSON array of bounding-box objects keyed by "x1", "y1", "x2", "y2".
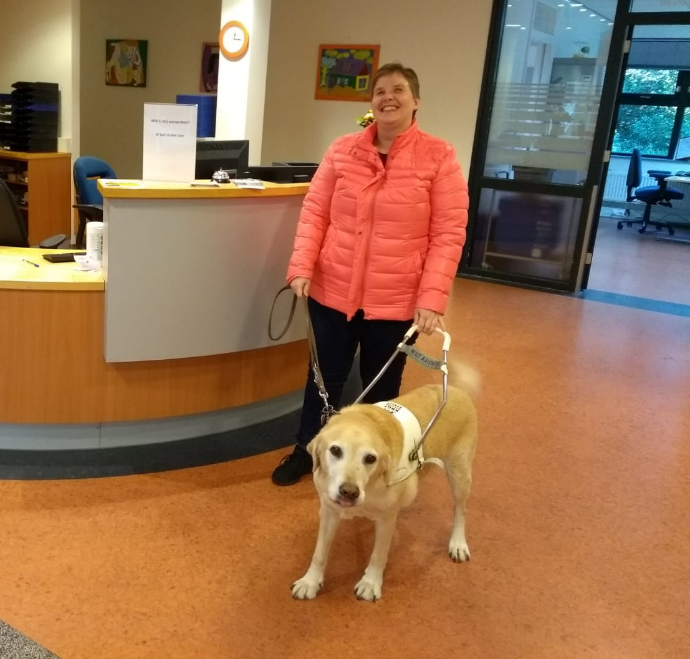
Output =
[{"x1": 447, "y1": 358, "x2": 482, "y2": 399}]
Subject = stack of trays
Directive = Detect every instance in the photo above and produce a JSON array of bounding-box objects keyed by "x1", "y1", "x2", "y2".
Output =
[
  {"x1": 0, "y1": 93, "x2": 11, "y2": 150},
  {"x1": 7, "y1": 81, "x2": 59, "y2": 152}
]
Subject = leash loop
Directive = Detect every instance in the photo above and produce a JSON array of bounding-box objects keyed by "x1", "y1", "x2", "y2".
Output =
[{"x1": 268, "y1": 286, "x2": 337, "y2": 425}]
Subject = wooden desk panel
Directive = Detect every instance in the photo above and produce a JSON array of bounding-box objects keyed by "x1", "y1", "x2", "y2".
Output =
[
  {"x1": 0, "y1": 288, "x2": 307, "y2": 424},
  {"x1": 0, "y1": 151, "x2": 72, "y2": 244}
]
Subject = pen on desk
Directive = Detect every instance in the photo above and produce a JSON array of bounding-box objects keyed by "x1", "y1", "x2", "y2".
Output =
[{"x1": 22, "y1": 258, "x2": 40, "y2": 268}]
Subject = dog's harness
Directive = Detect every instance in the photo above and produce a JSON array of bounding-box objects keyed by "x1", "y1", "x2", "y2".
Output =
[
  {"x1": 374, "y1": 401, "x2": 424, "y2": 483},
  {"x1": 374, "y1": 400, "x2": 446, "y2": 486}
]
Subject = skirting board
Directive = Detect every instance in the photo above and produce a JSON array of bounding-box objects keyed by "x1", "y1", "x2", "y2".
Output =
[{"x1": 0, "y1": 391, "x2": 302, "y2": 451}]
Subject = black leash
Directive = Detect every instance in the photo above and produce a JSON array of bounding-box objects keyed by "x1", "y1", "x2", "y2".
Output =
[{"x1": 268, "y1": 286, "x2": 338, "y2": 425}]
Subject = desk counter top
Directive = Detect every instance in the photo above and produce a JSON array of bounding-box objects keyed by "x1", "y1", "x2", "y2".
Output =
[
  {"x1": 98, "y1": 179, "x2": 310, "y2": 200},
  {"x1": 0, "y1": 150, "x2": 72, "y2": 161},
  {"x1": 0, "y1": 247, "x2": 104, "y2": 291}
]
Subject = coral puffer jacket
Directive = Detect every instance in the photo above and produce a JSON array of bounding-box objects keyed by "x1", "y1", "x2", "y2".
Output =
[{"x1": 287, "y1": 121, "x2": 469, "y2": 321}]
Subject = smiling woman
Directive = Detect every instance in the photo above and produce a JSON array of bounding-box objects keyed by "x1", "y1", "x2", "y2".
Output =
[{"x1": 272, "y1": 61, "x2": 470, "y2": 487}]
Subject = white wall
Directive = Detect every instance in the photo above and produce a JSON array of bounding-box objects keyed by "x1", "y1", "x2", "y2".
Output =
[
  {"x1": 0, "y1": 0, "x2": 74, "y2": 151},
  {"x1": 80, "y1": 0, "x2": 222, "y2": 178},
  {"x1": 260, "y1": 0, "x2": 493, "y2": 174},
  {"x1": 216, "y1": 0, "x2": 272, "y2": 164}
]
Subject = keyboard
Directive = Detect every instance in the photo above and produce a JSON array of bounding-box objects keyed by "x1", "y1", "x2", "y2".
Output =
[{"x1": 42, "y1": 251, "x2": 86, "y2": 263}]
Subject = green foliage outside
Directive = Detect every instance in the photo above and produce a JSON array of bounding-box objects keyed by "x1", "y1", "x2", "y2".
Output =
[
  {"x1": 622, "y1": 68, "x2": 677, "y2": 94},
  {"x1": 613, "y1": 69, "x2": 678, "y2": 156}
]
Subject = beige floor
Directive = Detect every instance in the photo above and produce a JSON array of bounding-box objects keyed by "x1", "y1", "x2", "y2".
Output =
[
  {"x1": 0, "y1": 275, "x2": 688, "y2": 659},
  {"x1": 588, "y1": 215, "x2": 690, "y2": 305}
]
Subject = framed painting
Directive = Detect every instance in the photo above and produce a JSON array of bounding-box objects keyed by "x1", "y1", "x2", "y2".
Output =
[
  {"x1": 200, "y1": 42, "x2": 220, "y2": 93},
  {"x1": 315, "y1": 44, "x2": 380, "y2": 102},
  {"x1": 106, "y1": 39, "x2": 148, "y2": 87}
]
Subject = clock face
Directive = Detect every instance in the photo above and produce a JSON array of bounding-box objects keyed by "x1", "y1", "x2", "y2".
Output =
[{"x1": 220, "y1": 21, "x2": 249, "y2": 60}]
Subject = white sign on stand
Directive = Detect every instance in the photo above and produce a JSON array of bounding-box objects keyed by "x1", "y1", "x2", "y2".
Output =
[{"x1": 142, "y1": 103, "x2": 197, "y2": 182}]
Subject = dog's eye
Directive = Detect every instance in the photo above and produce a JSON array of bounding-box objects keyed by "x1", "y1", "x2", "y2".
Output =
[
  {"x1": 364, "y1": 454, "x2": 377, "y2": 465},
  {"x1": 330, "y1": 445, "x2": 342, "y2": 459}
]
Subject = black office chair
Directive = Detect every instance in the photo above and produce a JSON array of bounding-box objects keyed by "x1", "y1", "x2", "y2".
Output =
[
  {"x1": 0, "y1": 179, "x2": 67, "y2": 248},
  {"x1": 617, "y1": 148, "x2": 685, "y2": 236},
  {"x1": 73, "y1": 156, "x2": 117, "y2": 248}
]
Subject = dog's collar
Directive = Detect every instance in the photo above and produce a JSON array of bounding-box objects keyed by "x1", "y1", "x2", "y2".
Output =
[{"x1": 374, "y1": 401, "x2": 423, "y2": 483}]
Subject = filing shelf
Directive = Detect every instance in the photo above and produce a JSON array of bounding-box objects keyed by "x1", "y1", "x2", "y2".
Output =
[{"x1": 0, "y1": 150, "x2": 71, "y2": 244}]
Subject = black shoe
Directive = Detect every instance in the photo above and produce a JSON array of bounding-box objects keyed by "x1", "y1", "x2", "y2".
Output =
[{"x1": 272, "y1": 445, "x2": 313, "y2": 486}]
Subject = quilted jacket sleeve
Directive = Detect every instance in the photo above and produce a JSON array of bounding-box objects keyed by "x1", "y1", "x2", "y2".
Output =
[
  {"x1": 286, "y1": 143, "x2": 337, "y2": 283},
  {"x1": 415, "y1": 144, "x2": 469, "y2": 314}
]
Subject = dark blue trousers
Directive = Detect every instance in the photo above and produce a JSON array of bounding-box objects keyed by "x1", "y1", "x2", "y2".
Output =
[{"x1": 296, "y1": 297, "x2": 414, "y2": 448}]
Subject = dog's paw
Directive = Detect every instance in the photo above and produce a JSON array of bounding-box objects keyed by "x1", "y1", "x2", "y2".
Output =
[
  {"x1": 354, "y1": 575, "x2": 382, "y2": 602},
  {"x1": 291, "y1": 575, "x2": 322, "y2": 600},
  {"x1": 448, "y1": 540, "x2": 471, "y2": 562}
]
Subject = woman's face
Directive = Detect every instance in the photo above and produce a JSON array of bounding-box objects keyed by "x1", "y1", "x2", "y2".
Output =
[{"x1": 371, "y1": 72, "x2": 419, "y2": 132}]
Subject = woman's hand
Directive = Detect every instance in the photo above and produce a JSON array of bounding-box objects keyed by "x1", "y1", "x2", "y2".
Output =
[
  {"x1": 290, "y1": 277, "x2": 311, "y2": 298},
  {"x1": 414, "y1": 308, "x2": 445, "y2": 335}
]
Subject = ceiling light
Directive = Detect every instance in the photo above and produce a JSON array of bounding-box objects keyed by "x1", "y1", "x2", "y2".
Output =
[
  {"x1": 590, "y1": 13, "x2": 596, "y2": 16},
  {"x1": 580, "y1": 8, "x2": 587, "y2": 11},
  {"x1": 566, "y1": 26, "x2": 572, "y2": 29},
  {"x1": 506, "y1": 24, "x2": 521, "y2": 27},
  {"x1": 520, "y1": 26, "x2": 526, "y2": 29},
  {"x1": 600, "y1": 18, "x2": 606, "y2": 21}
]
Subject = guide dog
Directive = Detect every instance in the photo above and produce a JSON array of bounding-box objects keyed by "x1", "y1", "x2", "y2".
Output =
[{"x1": 292, "y1": 361, "x2": 480, "y2": 601}]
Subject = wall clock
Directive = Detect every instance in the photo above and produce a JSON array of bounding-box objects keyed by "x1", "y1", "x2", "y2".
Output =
[{"x1": 219, "y1": 20, "x2": 249, "y2": 61}]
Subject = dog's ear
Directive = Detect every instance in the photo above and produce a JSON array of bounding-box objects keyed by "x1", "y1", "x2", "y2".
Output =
[
  {"x1": 307, "y1": 435, "x2": 323, "y2": 473},
  {"x1": 378, "y1": 448, "x2": 392, "y2": 486}
]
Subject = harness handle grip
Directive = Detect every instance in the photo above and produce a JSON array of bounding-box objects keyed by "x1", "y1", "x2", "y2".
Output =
[{"x1": 405, "y1": 324, "x2": 452, "y2": 352}]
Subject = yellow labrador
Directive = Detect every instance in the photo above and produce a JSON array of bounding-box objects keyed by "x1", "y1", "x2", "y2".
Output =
[{"x1": 292, "y1": 361, "x2": 479, "y2": 601}]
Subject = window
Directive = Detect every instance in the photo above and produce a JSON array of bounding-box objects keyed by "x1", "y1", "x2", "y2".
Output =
[
  {"x1": 622, "y1": 68, "x2": 677, "y2": 94},
  {"x1": 612, "y1": 68, "x2": 690, "y2": 158},
  {"x1": 612, "y1": 104, "x2": 677, "y2": 155}
]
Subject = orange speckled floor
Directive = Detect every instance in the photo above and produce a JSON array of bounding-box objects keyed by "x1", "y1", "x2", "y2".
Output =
[{"x1": 0, "y1": 278, "x2": 689, "y2": 659}]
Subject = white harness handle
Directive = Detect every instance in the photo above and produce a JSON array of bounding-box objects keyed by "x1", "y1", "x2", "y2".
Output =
[{"x1": 359, "y1": 325, "x2": 451, "y2": 486}]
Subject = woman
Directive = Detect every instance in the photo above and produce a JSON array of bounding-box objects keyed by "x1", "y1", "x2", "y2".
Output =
[{"x1": 272, "y1": 62, "x2": 469, "y2": 486}]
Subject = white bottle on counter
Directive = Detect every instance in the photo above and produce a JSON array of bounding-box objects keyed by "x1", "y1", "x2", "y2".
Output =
[{"x1": 86, "y1": 221, "x2": 104, "y2": 265}]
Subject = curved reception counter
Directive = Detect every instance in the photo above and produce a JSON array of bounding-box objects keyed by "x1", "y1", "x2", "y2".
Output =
[{"x1": 0, "y1": 181, "x2": 309, "y2": 456}]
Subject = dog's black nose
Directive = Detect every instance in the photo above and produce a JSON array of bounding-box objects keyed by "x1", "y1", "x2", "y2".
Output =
[{"x1": 339, "y1": 483, "x2": 360, "y2": 500}]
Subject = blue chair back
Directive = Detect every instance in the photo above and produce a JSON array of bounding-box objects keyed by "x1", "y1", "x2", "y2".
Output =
[
  {"x1": 626, "y1": 148, "x2": 642, "y2": 199},
  {"x1": 73, "y1": 156, "x2": 117, "y2": 206}
]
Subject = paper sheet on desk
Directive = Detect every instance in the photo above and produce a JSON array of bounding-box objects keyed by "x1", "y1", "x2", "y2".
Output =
[
  {"x1": 102, "y1": 180, "x2": 142, "y2": 187},
  {"x1": 233, "y1": 178, "x2": 265, "y2": 190}
]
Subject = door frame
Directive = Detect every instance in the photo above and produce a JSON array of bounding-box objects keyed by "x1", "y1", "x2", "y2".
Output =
[
  {"x1": 459, "y1": 1, "x2": 690, "y2": 295},
  {"x1": 581, "y1": 9, "x2": 690, "y2": 290}
]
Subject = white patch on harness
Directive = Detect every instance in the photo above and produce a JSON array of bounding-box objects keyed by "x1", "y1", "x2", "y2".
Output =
[{"x1": 374, "y1": 401, "x2": 423, "y2": 482}]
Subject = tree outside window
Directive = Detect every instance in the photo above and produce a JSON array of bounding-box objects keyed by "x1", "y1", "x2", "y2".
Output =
[{"x1": 612, "y1": 68, "x2": 689, "y2": 157}]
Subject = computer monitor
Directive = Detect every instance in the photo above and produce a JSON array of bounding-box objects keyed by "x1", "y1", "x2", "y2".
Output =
[
  {"x1": 243, "y1": 162, "x2": 319, "y2": 183},
  {"x1": 195, "y1": 139, "x2": 249, "y2": 179},
  {"x1": 674, "y1": 135, "x2": 690, "y2": 161}
]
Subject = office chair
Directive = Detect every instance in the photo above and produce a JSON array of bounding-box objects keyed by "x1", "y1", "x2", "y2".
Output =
[
  {"x1": 0, "y1": 179, "x2": 66, "y2": 248},
  {"x1": 73, "y1": 156, "x2": 116, "y2": 248},
  {"x1": 617, "y1": 148, "x2": 685, "y2": 236}
]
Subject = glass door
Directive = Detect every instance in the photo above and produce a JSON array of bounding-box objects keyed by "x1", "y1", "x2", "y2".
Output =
[
  {"x1": 461, "y1": 0, "x2": 626, "y2": 293},
  {"x1": 581, "y1": 9, "x2": 690, "y2": 288}
]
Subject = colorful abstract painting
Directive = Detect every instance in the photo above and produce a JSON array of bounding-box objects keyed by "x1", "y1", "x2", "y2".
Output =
[
  {"x1": 315, "y1": 45, "x2": 380, "y2": 102},
  {"x1": 106, "y1": 39, "x2": 148, "y2": 87}
]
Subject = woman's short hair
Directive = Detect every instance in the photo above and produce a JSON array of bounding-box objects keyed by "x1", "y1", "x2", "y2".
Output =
[{"x1": 371, "y1": 63, "x2": 420, "y2": 100}]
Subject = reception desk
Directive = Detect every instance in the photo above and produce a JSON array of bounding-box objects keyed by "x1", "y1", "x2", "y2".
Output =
[{"x1": 0, "y1": 181, "x2": 309, "y2": 452}]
